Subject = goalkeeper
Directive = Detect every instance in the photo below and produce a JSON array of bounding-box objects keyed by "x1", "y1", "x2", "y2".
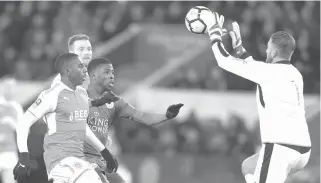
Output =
[{"x1": 203, "y1": 12, "x2": 311, "y2": 183}]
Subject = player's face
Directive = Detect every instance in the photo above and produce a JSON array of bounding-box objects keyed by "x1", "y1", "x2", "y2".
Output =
[
  {"x1": 70, "y1": 40, "x2": 92, "y2": 67},
  {"x1": 96, "y1": 64, "x2": 115, "y2": 91},
  {"x1": 67, "y1": 58, "x2": 87, "y2": 86},
  {"x1": 266, "y1": 39, "x2": 276, "y2": 63}
]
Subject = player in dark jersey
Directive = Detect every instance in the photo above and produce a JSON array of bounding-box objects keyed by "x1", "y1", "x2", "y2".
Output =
[
  {"x1": 84, "y1": 57, "x2": 184, "y2": 183},
  {"x1": 13, "y1": 53, "x2": 118, "y2": 183}
]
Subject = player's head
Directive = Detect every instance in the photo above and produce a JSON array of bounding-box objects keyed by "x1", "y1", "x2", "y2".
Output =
[
  {"x1": 68, "y1": 34, "x2": 92, "y2": 67},
  {"x1": 87, "y1": 57, "x2": 114, "y2": 91},
  {"x1": 266, "y1": 31, "x2": 296, "y2": 63},
  {"x1": 55, "y1": 53, "x2": 87, "y2": 86}
]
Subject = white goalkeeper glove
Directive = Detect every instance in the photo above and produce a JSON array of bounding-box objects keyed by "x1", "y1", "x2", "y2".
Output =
[
  {"x1": 229, "y1": 21, "x2": 247, "y2": 58},
  {"x1": 203, "y1": 11, "x2": 225, "y2": 43}
]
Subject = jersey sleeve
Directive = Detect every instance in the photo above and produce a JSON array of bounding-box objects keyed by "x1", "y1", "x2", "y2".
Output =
[
  {"x1": 211, "y1": 41, "x2": 269, "y2": 84},
  {"x1": 27, "y1": 89, "x2": 57, "y2": 119},
  {"x1": 115, "y1": 98, "x2": 167, "y2": 125}
]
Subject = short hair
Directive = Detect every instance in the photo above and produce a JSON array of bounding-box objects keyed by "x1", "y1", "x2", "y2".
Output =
[
  {"x1": 87, "y1": 57, "x2": 112, "y2": 75},
  {"x1": 68, "y1": 34, "x2": 90, "y2": 51},
  {"x1": 270, "y1": 31, "x2": 296, "y2": 58},
  {"x1": 55, "y1": 53, "x2": 79, "y2": 74}
]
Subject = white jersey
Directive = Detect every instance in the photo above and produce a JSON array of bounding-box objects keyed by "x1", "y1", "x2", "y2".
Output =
[
  {"x1": 51, "y1": 73, "x2": 90, "y2": 89},
  {"x1": 212, "y1": 42, "x2": 311, "y2": 147}
]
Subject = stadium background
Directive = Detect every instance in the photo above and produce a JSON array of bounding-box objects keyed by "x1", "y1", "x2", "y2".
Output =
[{"x1": 0, "y1": 1, "x2": 319, "y2": 183}]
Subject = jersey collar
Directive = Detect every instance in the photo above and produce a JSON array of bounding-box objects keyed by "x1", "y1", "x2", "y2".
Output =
[
  {"x1": 274, "y1": 60, "x2": 291, "y2": 65},
  {"x1": 57, "y1": 81, "x2": 77, "y2": 91}
]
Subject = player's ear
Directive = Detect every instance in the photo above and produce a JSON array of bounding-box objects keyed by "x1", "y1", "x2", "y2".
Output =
[
  {"x1": 271, "y1": 49, "x2": 277, "y2": 58},
  {"x1": 65, "y1": 68, "x2": 71, "y2": 76},
  {"x1": 91, "y1": 73, "x2": 96, "y2": 80}
]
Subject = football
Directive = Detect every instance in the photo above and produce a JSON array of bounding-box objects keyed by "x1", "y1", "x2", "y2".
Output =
[{"x1": 185, "y1": 6, "x2": 212, "y2": 34}]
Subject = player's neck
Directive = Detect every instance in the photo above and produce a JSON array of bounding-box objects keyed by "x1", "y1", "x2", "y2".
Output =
[
  {"x1": 272, "y1": 57, "x2": 290, "y2": 63},
  {"x1": 61, "y1": 77, "x2": 77, "y2": 90},
  {"x1": 87, "y1": 84, "x2": 105, "y2": 98}
]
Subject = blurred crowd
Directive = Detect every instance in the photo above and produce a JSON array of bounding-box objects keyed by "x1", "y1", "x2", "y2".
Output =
[
  {"x1": 0, "y1": 2, "x2": 319, "y2": 183},
  {"x1": 114, "y1": 111, "x2": 260, "y2": 160},
  {"x1": 0, "y1": 1, "x2": 319, "y2": 93}
]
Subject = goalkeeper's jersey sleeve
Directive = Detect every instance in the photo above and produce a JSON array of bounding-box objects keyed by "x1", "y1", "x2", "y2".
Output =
[{"x1": 211, "y1": 41, "x2": 311, "y2": 147}]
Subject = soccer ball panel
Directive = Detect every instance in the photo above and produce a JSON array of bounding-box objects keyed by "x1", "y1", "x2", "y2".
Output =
[
  {"x1": 185, "y1": 6, "x2": 211, "y2": 34},
  {"x1": 189, "y1": 20, "x2": 207, "y2": 34}
]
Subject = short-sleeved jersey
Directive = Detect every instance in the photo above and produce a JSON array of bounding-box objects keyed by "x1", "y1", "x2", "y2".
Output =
[
  {"x1": 212, "y1": 42, "x2": 311, "y2": 147},
  {"x1": 51, "y1": 73, "x2": 90, "y2": 90},
  {"x1": 0, "y1": 99, "x2": 23, "y2": 152},
  {"x1": 28, "y1": 81, "x2": 89, "y2": 172}
]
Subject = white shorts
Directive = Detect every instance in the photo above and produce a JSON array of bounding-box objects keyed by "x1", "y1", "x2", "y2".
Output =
[
  {"x1": 48, "y1": 157, "x2": 103, "y2": 183},
  {"x1": 0, "y1": 152, "x2": 18, "y2": 170},
  {"x1": 253, "y1": 143, "x2": 311, "y2": 183}
]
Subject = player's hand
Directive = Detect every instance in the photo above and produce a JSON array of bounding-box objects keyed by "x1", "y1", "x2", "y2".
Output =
[
  {"x1": 101, "y1": 148, "x2": 118, "y2": 173},
  {"x1": 229, "y1": 21, "x2": 242, "y2": 49},
  {"x1": 106, "y1": 153, "x2": 118, "y2": 173},
  {"x1": 228, "y1": 21, "x2": 247, "y2": 57},
  {"x1": 91, "y1": 91, "x2": 120, "y2": 107},
  {"x1": 203, "y1": 11, "x2": 225, "y2": 42},
  {"x1": 166, "y1": 103, "x2": 184, "y2": 119},
  {"x1": 13, "y1": 152, "x2": 32, "y2": 181}
]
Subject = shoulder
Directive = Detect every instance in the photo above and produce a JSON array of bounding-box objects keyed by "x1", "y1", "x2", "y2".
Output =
[
  {"x1": 51, "y1": 74, "x2": 61, "y2": 87},
  {"x1": 40, "y1": 83, "x2": 66, "y2": 100}
]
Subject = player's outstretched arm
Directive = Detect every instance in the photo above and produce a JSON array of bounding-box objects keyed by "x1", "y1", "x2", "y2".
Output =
[
  {"x1": 85, "y1": 124, "x2": 118, "y2": 172},
  {"x1": 116, "y1": 99, "x2": 183, "y2": 126},
  {"x1": 203, "y1": 11, "x2": 268, "y2": 84},
  {"x1": 14, "y1": 90, "x2": 56, "y2": 181},
  {"x1": 211, "y1": 41, "x2": 268, "y2": 84}
]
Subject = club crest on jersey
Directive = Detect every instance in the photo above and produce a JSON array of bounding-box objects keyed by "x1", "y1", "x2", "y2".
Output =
[{"x1": 106, "y1": 102, "x2": 114, "y2": 109}]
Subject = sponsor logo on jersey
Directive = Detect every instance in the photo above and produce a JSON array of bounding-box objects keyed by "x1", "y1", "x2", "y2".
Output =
[{"x1": 69, "y1": 109, "x2": 88, "y2": 121}]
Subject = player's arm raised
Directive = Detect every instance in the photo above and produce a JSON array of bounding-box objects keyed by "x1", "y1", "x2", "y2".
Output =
[
  {"x1": 14, "y1": 89, "x2": 57, "y2": 181},
  {"x1": 85, "y1": 124, "x2": 118, "y2": 173},
  {"x1": 116, "y1": 98, "x2": 183, "y2": 126},
  {"x1": 205, "y1": 12, "x2": 268, "y2": 84}
]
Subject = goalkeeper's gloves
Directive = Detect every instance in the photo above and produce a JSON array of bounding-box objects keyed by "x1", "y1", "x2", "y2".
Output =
[
  {"x1": 203, "y1": 11, "x2": 225, "y2": 43},
  {"x1": 13, "y1": 152, "x2": 32, "y2": 181},
  {"x1": 166, "y1": 103, "x2": 184, "y2": 119},
  {"x1": 229, "y1": 21, "x2": 249, "y2": 58},
  {"x1": 91, "y1": 91, "x2": 120, "y2": 107},
  {"x1": 100, "y1": 148, "x2": 118, "y2": 173}
]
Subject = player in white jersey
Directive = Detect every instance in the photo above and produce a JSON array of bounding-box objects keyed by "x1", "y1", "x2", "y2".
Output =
[
  {"x1": 51, "y1": 34, "x2": 92, "y2": 89},
  {"x1": 0, "y1": 78, "x2": 23, "y2": 183},
  {"x1": 13, "y1": 53, "x2": 117, "y2": 183},
  {"x1": 202, "y1": 12, "x2": 311, "y2": 183}
]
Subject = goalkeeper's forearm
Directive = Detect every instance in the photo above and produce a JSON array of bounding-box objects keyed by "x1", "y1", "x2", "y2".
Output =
[{"x1": 211, "y1": 40, "x2": 267, "y2": 84}]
